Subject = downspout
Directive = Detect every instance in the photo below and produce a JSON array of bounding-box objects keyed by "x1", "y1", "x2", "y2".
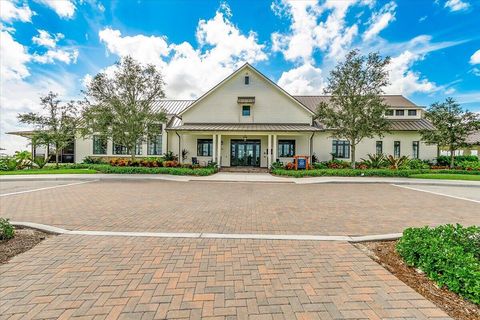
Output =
[
  {"x1": 309, "y1": 132, "x2": 315, "y2": 162},
  {"x1": 175, "y1": 131, "x2": 181, "y2": 163}
]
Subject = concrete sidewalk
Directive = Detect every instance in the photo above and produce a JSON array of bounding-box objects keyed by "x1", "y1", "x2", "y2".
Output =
[{"x1": 1, "y1": 171, "x2": 480, "y2": 186}]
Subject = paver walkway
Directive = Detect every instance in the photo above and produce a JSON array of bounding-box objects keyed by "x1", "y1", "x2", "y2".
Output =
[
  {"x1": 0, "y1": 235, "x2": 450, "y2": 320},
  {"x1": 1, "y1": 180, "x2": 478, "y2": 235}
]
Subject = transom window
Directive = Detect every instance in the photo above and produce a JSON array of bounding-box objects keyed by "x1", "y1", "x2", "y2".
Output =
[
  {"x1": 394, "y1": 141, "x2": 401, "y2": 158},
  {"x1": 408, "y1": 110, "x2": 417, "y2": 116},
  {"x1": 148, "y1": 135, "x2": 162, "y2": 155},
  {"x1": 278, "y1": 140, "x2": 295, "y2": 157},
  {"x1": 197, "y1": 139, "x2": 213, "y2": 156},
  {"x1": 332, "y1": 140, "x2": 350, "y2": 159},
  {"x1": 395, "y1": 110, "x2": 405, "y2": 116},
  {"x1": 242, "y1": 105, "x2": 251, "y2": 116},
  {"x1": 93, "y1": 135, "x2": 107, "y2": 155}
]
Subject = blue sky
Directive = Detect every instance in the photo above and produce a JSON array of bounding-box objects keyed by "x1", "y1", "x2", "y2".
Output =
[{"x1": 1, "y1": 0, "x2": 479, "y2": 153}]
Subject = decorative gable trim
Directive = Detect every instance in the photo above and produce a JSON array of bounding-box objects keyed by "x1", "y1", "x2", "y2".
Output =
[{"x1": 178, "y1": 63, "x2": 315, "y2": 117}]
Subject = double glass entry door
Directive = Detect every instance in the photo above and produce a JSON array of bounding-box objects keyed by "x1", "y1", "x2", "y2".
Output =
[{"x1": 230, "y1": 140, "x2": 261, "y2": 167}]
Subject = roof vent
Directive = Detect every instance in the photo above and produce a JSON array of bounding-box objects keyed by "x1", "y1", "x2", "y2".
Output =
[{"x1": 237, "y1": 96, "x2": 255, "y2": 104}]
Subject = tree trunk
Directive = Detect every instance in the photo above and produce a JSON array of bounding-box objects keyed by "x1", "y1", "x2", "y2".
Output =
[
  {"x1": 351, "y1": 143, "x2": 356, "y2": 169},
  {"x1": 55, "y1": 143, "x2": 59, "y2": 168},
  {"x1": 449, "y1": 146, "x2": 455, "y2": 169}
]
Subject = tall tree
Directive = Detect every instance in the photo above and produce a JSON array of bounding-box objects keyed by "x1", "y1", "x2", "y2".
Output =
[
  {"x1": 420, "y1": 97, "x2": 480, "y2": 168},
  {"x1": 316, "y1": 50, "x2": 391, "y2": 168},
  {"x1": 81, "y1": 56, "x2": 166, "y2": 160},
  {"x1": 18, "y1": 92, "x2": 78, "y2": 167}
]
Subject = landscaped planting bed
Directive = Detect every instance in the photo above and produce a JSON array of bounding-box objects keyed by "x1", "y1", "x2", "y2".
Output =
[
  {"x1": 0, "y1": 219, "x2": 50, "y2": 264},
  {"x1": 356, "y1": 224, "x2": 480, "y2": 320},
  {"x1": 271, "y1": 168, "x2": 480, "y2": 178},
  {"x1": 67, "y1": 164, "x2": 217, "y2": 176}
]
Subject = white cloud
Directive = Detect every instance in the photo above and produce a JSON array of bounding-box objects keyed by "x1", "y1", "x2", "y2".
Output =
[
  {"x1": 35, "y1": 0, "x2": 76, "y2": 19},
  {"x1": 277, "y1": 63, "x2": 325, "y2": 94},
  {"x1": 363, "y1": 1, "x2": 397, "y2": 41},
  {"x1": 32, "y1": 29, "x2": 64, "y2": 48},
  {"x1": 0, "y1": 30, "x2": 31, "y2": 81},
  {"x1": 385, "y1": 50, "x2": 437, "y2": 95},
  {"x1": 0, "y1": 0, "x2": 34, "y2": 23},
  {"x1": 97, "y1": 4, "x2": 266, "y2": 98},
  {"x1": 33, "y1": 48, "x2": 79, "y2": 64},
  {"x1": 444, "y1": 0, "x2": 470, "y2": 12},
  {"x1": 470, "y1": 49, "x2": 480, "y2": 65}
]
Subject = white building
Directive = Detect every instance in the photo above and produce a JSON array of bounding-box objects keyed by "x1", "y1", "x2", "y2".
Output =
[{"x1": 72, "y1": 63, "x2": 437, "y2": 167}]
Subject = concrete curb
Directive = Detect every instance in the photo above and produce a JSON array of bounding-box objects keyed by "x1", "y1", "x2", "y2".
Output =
[{"x1": 10, "y1": 222, "x2": 403, "y2": 242}]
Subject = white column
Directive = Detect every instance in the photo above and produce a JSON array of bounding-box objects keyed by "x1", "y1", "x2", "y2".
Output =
[
  {"x1": 267, "y1": 134, "x2": 272, "y2": 168},
  {"x1": 212, "y1": 134, "x2": 217, "y2": 164},
  {"x1": 273, "y1": 134, "x2": 277, "y2": 163},
  {"x1": 217, "y1": 134, "x2": 222, "y2": 166}
]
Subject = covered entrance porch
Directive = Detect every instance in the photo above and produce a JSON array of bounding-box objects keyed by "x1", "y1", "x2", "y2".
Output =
[{"x1": 168, "y1": 123, "x2": 321, "y2": 168}]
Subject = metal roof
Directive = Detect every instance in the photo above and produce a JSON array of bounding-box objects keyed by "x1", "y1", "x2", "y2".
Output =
[
  {"x1": 293, "y1": 95, "x2": 420, "y2": 113},
  {"x1": 151, "y1": 100, "x2": 195, "y2": 115},
  {"x1": 387, "y1": 119, "x2": 435, "y2": 131},
  {"x1": 166, "y1": 123, "x2": 322, "y2": 132}
]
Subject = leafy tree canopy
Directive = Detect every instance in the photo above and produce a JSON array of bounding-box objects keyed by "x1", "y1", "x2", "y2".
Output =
[
  {"x1": 316, "y1": 49, "x2": 391, "y2": 168},
  {"x1": 80, "y1": 56, "x2": 167, "y2": 159},
  {"x1": 420, "y1": 97, "x2": 480, "y2": 168}
]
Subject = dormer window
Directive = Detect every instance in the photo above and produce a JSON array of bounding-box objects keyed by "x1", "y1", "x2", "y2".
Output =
[
  {"x1": 242, "y1": 105, "x2": 251, "y2": 116},
  {"x1": 385, "y1": 109, "x2": 394, "y2": 116},
  {"x1": 408, "y1": 110, "x2": 417, "y2": 116},
  {"x1": 395, "y1": 110, "x2": 405, "y2": 116},
  {"x1": 244, "y1": 75, "x2": 249, "y2": 85}
]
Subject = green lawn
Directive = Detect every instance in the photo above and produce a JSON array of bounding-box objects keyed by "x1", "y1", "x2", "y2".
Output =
[
  {"x1": 409, "y1": 173, "x2": 480, "y2": 181},
  {"x1": 0, "y1": 168, "x2": 97, "y2": 175}
]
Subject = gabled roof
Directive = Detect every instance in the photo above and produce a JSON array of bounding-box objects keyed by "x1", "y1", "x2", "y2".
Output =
[
  {"x1": 178, "y1": 63, "x2": 315, "y2": 116},
  {"x1": 293, "y1": 95, "x2": 421, "y2": 113}
]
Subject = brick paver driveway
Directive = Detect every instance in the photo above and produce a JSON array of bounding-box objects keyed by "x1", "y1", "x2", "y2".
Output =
[
  {"x1": 1, "y1": 180, "x2": 478, "y2": 235},
  {"x1": 0, "y1": 235, "x2": 450, "y2": 319}
]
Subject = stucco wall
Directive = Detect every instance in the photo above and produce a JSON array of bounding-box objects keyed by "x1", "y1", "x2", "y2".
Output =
[
  {"x1": 312, "y1": 131, "x2": 437, "y2": 162},
  {"x1": 181, "y1": 68, "x2": 313, "y2": 124}
]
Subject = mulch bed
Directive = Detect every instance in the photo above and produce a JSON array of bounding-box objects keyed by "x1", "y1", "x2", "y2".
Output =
[
  {"x1": 0, "y1": 228, "x2": 50, "y2": 264},
  {"x1": 355, "y1": 240, "x2": 479, "y2": 320}
]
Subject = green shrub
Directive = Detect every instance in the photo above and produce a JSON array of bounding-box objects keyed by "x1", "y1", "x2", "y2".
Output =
[
  {"x1": 0, "y1": 218, "x2": 15, "y2": 241},
  {"x1": 271, "y1": 161, "x2": 284, "y2": 170},
  {"x1": 271, "y1": 168, "x2": 480, "y2": 178},
  {"x1": 0, "y1": 156, "x2": 17, "y2": 171},
  {"x1": 82, "y1": 156, "x2": 105, "y2": 164},
  {"x1": 326, "y1": 159, "x2": 350, "y2": 169},
  {"x1": 403, "y1": 158, "x2": 430, "y2": 170},
  {"x1": 436, "y1": 155, "x2": 478, "y2": 166},
  {"x1": 360, "y1": 153, "x2": 387, "y2": 169},
  {"x1": 312, "y1": 162, "x2": 328, "y2": 169},
  {"x1": 66, "y1": 164, "x2": 216, "y2": 176},
  {"x1": 396, "y1": 225, "x2": 480, "y2": 304},
  {"x1": 458, "y1": 160, "x2": 480, "y2": 170},
  {"x1": 33, "y1": 156, "x2": 50, "y2": 169}
]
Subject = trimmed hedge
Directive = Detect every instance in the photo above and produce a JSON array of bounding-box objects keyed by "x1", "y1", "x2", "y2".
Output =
[
  {"x1": 271, "y1": 168, "x2": 480, "y2": 178},
  {"x1": 67, "y1": 164, "x2": 217, "y2": 176},
  {"x1": 396, "y1": 225, "x2": 480, "y2": 305}
]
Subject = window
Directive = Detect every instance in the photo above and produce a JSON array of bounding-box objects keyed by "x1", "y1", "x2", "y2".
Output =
[
  {"x1": 278, "y1": 140, "x2": 295, "y2": 157},
  {"x1": 412, "y1": 141, "x2": 419, "y2": 159},
  {"x1": 197, "y1": 139, "x2": 213, "y2": 156},
  {"x1": 408, "y1": 110, "x2": 417, "y2": 116},
  {"x1": 332, "y1": 140, "x2": 350, "y2": 158},
  {"x1": 113, "y1": 140, "x2": 142, "y2": 155},
  {"x1": 385, "y1": 109, "x2": 394, "y2": 116},
  {"x1": 148, "y1": 135, "x2": 162, "y2": 155},
  {"x1": 135, "y1": 140, "x2": 143, "y2": 155},
  {"x1": 113, "y1": 142, "x2": 128, "y2": 155},
  {"x1": 242, "y1": 105, "x2": 251, "y2": 116},
  {"x1": 244, "y1": 75, "x2": 249, "y2": 85},
  {"x1": 93, "y1": 135, "x2": 107, "y2": 154},
  {"x1": 394, "y1": 141, "x2": 401, "y2": 158},
  {"x1": 376, "y1": 141, "x2": 383, "y2": 155},
  {"x1": 395, "y1": 110, "x2": 405, "y2": 116}
]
